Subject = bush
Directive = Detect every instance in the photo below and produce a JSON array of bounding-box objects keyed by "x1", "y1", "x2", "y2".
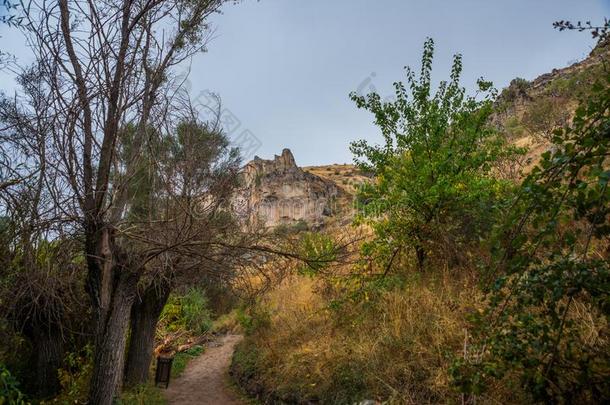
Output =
[
  {"x1": 181, "y1": 289, "x2": 213, "y2": 335},
  {"x1": 236, "y1": 306, "x2": 271, "y2": 336},
  {"x1": 273, "y1": 220, "x2": 309, "y2": 236},
  {"x1": 499, "y1": 77, "x2": 530, "y2": 103},
  {"x1": 297, "y1": 232, "x2": 337, "y2": 276},
  {"x1": 160, "y1": 288, "x2": 212, "y2": 336},
  {"x1": 454, "y1": 63, "x2": 610, "y2": 403},
  {"x1": 50, "y1": 345, "x2": 93, "y2": 404}
]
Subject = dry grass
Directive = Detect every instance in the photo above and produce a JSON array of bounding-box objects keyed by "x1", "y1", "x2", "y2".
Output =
[
  {"x1": 304, "y1": 164, "x2": 369, "y2": 194},
  {"x1": 232, "y1": 271, "x2": 526, "y2": 404}
]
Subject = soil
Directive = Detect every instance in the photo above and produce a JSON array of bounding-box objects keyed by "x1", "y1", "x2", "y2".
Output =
[{"x1": 164, "y1": 334, "x2": 245, "y2": 405}]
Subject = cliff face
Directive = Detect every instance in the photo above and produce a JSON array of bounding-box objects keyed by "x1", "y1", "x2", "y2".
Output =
[{"x1": 237, "y1": 149, "x2": 339, "y2": 228}]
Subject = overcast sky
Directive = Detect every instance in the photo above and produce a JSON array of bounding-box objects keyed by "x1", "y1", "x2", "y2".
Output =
[{"x1": 1, "y1": 0, "x2": 609, "y2": 165}]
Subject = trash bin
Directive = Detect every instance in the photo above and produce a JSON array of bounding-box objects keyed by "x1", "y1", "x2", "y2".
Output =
[{"x1": 155, "y1": 355, "x2": 174, "y2": 388}]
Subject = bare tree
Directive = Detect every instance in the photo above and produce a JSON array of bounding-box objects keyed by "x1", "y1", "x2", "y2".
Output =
[{"x1": 10, "y1": 0, "x2": 229, "y2": 402}]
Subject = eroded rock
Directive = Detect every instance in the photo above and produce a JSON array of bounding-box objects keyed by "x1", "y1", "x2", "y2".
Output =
[{"x1": 236, "y1": 149, "x2": 338, "y2": 228}]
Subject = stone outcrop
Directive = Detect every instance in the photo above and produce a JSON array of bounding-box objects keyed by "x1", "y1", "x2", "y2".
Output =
[{"x1": 236, "y1": 149, "x2": 338, "y2": 228}]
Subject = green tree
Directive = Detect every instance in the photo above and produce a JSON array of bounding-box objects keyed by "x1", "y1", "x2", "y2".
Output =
[
  {"x1": 453, "y1": 61, "x2": 610, "y2": 402},
  {"x1": 350, "y1": 38, "x2": 518, "y2": 272}
]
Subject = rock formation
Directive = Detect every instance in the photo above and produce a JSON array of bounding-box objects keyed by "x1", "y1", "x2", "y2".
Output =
[{"x1": 236, "y1": 149, "x2": 338, "y2": 228}]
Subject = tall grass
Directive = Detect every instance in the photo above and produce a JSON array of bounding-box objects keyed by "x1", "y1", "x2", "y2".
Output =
[{"x1": 232, "y1": 273, "x2": 528, "y2": 404}]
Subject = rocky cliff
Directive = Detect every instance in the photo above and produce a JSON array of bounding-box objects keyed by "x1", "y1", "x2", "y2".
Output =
[{"x1": 236, "y1": 149, "x2": 339, "y2": 228}]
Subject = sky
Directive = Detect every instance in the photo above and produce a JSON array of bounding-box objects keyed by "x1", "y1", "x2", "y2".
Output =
[{"x1": 1, "y1": 0, "x2": 609, "y2": 165}]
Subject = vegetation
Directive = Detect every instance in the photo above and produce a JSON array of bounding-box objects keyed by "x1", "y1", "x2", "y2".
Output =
[
  {"x1": 159, "y1": 289, "x2": 213, "y2": 338},
  {"x1": 231, "y1": 33, "x2": 610, "y2": 404},
  {"x1": 1, "y1": 6, "x2": 609, "y2": 405},
  {"x1": 454, "y1": 62, "x2": 610, "y2": 403},
  {"x1": 0, "y1": 364, "x2": 27, "y2": 405},
  {"x1": 350, "y1": 38, "x2": 520, "y2": 271}
]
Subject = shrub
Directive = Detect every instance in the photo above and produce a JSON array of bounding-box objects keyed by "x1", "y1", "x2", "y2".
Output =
[
  {"x1": 236, "y1": 306, "x2": 271, "y2": 336},
  {"x1": 52, "y1": 345, "x2": 94, "y2": 404},
  {"x1": 521, "y1": 97, "x2": 570, "y2": 139},
  {"x1": 273, "y1": 219, "x2": 309, "y2": 236},
  {"x1": 160, "y1": 288, "x2": 212, "y2": 336},
  {"x1": 181, "y1": 289, "x2": 213, "y2": 335},
  {"x1": 454, "y1": 63, "x2": 610, "y2": 402},
  {"x1": 499, "y1": 77, "x2": 530, "y2": 103}
]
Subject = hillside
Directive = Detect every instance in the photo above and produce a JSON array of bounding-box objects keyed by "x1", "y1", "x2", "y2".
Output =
[
  {"x1": 493, "y1": 38, "x2": 610, "y2": 170},
  {"x1": 229, "y1": 38, "x2": 610, "y2": 405}
]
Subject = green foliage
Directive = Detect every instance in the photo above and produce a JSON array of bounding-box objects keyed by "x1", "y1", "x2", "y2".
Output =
[
  {"x1": 160, "y1": 288, "x2": 212, "y2": 336},
  {"x1": 454, "y1": 64, "x2": 610, "y2": 402},
  {"x1": 53, "y1": 345, "x2": 93, "y2": 404},
  {"x1": 231, "y1": 342, "x2": 261, "y2": 380},
  {"x1": 350, "y1": 38, "x2": 519, "y2": 271},
  {"x1": 298, "y1": 232, "x2": 337, "y2": 276},
  {"x1": 181, "y1": 289, "x2": 213, "y2": 335},
  {"x1": 503, "y1": 116, "x2": 526, "y2": 139},
  {"x1": 236, "y1": 306, "x2": 271, "y2": 336},
  {"x1": 171, "y1": 345, "x2": 205, "y2": 379},
  {"x1": 0, "y1": 363, "x2": 28, "y2": 405},
  {"x1": 545, "y1": 64, "x2": 606, "y2": 99}
]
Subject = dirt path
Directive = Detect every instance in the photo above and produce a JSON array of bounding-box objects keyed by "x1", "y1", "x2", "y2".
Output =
[{"x1": 164, "y1": 334, "x2": 244, "y2": 405}]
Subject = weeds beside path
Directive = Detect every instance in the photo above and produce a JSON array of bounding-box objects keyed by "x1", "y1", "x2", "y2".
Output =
[{"x1": 164, "y1": 334, "x2": 244, "y2": 405}]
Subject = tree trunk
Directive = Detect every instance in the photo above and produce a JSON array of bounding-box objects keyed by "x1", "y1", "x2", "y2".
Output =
[
  {"x1": 87, "y1": 267, "x2": 139, "y2": 405},
  {"x1": 124, "y1": 280, "x2": 171, "y2": 387},
  {"x1": 32, "y1": 326, "x2": 63, "y2": 398}
]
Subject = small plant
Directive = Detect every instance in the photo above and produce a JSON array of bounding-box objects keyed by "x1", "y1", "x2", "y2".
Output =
[
  {"x1": 0, "y1": 363, "x2": 28, "y2": 405},
  {"x1": 51, "y1": 345, "x2": 94, "y2": 404}
]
